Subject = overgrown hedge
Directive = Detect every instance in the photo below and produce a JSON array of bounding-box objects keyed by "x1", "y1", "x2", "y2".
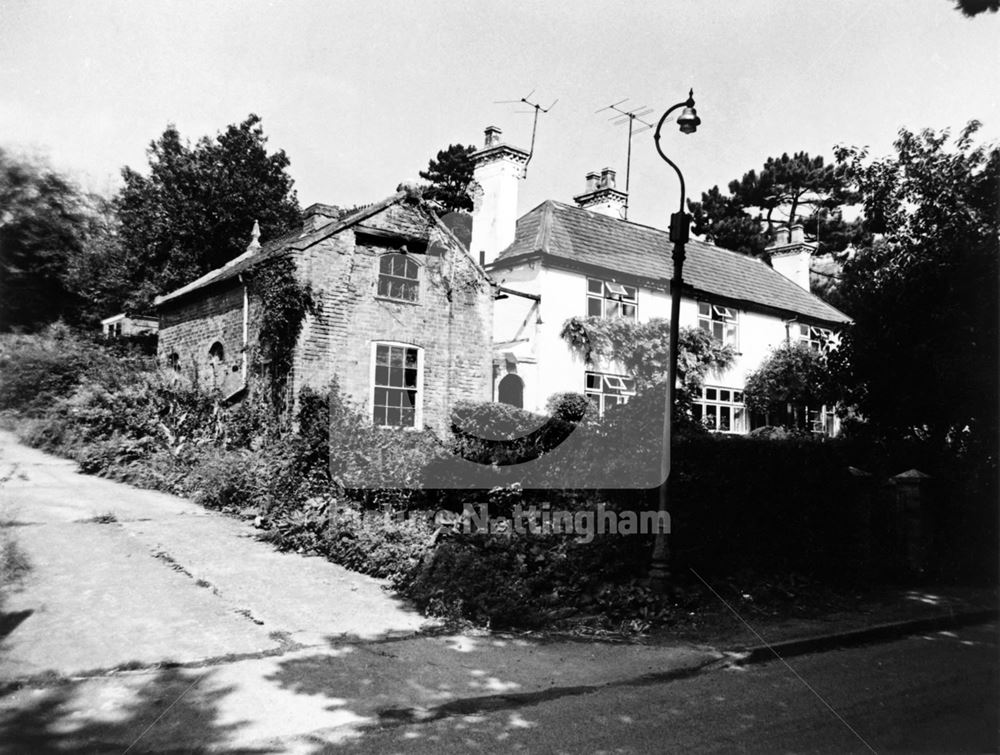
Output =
[{"x1": 2, "y1": 330, "x2": 994, "y2": 633}]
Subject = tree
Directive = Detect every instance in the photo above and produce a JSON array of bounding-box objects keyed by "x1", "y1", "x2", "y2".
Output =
[
  {"x1": 419, "y1": 144, "x2": 476, "y2": 213},
  {"x1": 418, "y1": 144, "x2": 477, "y2": 249},
  {"x1": 0, "y1": 148, "x2": 93, "y2": 330},
  {"x1": 953, "y1": 0, "x2": 998, "y2": 16},
  {"x1": 743, "y1": 343, "x2": 837, "y2": 430},
  {"x1": 689, "y1": 151, "x2": 861, "y2": 257},
  {"x1": 833, "y1": 121, "x2": 999, "y2": 448},
  {"x1": 115, "y1": 114, "x2": 301, "y2": 311}
]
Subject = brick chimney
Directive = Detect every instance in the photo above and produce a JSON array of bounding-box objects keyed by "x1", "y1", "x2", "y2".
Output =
[
  {"x1": 469, "y1": 126, "x2": 529, "y2": 267},
  {"x1": 767, "y1": 223, "x2": 815, "y2": 291},
  {"x1": 301, "y1": 203, "x2": 342, "y2": 232},
  {"x1": 573, "y1": 166, "x2": 627, "y2": 218}
]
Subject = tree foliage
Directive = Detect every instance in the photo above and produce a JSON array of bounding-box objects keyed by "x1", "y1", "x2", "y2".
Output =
[
  {"x1": 116, "y1": 114, "x2": 301, "y2": 311},
  {"x1": 832, "y1": 121, "x2": 999, "y2": 448},
  {"x1": 689, "y1": 151, "x2": 861, "y2": 257},
  {"x1": 952, "y1": 0, "x2": 998, "y2": 15},
  {"x1": 419, "y1": 144, "x2": 476, "y2": 213},
  {"x1": 743, "y1": 343, "x2": 837, "y2": 427},
  {"x1": 0, "y1": 149, "x2": 94, "y2": 330}
]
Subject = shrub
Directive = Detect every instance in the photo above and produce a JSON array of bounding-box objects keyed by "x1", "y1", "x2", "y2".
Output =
[{"x1": 545, "y1": 392, "x2": 592, "y2": 422}]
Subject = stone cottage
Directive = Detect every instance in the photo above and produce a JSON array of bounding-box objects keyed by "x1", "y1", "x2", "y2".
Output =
[{"x1": 153, "y1": 189, "x2": 494, "y2": 434}]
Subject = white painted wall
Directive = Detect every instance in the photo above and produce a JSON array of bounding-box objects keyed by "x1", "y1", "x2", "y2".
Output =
[
  {"x1": 493, "y1": 260, "x2": 802, "y2": 427},
  {"x1": 470, "y1": 155, "x2": 525, "y2": 267}
]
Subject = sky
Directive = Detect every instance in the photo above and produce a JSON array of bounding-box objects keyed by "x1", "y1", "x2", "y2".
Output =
[{"x1": 1, "y1": 0, "x2": 997, "y2": 230}]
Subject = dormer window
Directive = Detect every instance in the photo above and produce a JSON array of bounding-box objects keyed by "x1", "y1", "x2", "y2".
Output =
[
  {"x1": 587, "y1": 278, "x2": 637, "y2": 320},
  {"x1": 377, "y1": 253, "x2": 419, "y2": 302},
  {"x1": 698, "y1": 302, "x2": 738, "y2": 348}
]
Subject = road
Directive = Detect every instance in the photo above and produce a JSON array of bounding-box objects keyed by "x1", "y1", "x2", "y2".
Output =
[{"x1": 328, "y1": 622, "x2": 998, "y2": 753}]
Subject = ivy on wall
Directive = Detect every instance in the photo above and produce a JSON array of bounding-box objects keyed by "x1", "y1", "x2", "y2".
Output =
[
  {"x1": 560, "y1": 315, "x2": 735, "y2": 394},
  {"x1": 246, "y1": 254, "x2": 318, "y2": 407}
]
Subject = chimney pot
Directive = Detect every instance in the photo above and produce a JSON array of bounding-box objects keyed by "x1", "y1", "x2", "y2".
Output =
[
  {"x1": 790, "y1": 224, "x2": 805, "y2": 244},
  {"x1": 773, "y1": 226, "x2": 790, "y2": 246},
  {"x1": 484, "y1": 125, "x2": 502, "y2": 147},
  {"x1": 599, "y1": 167, "x2": 616, "y2": 189},
  {"x1": 585, "y1": 171, "x2": 600, "y2": 192}
]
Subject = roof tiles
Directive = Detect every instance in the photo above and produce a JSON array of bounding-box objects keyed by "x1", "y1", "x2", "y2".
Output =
[{"x1": 493, "y1": 201, "x2": 849, "y2": 324}]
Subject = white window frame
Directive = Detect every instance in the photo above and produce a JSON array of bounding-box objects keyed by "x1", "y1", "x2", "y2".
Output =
[
  {"x1": 369, "y1": 341, "x2": 424, "y2": 429},
  {"x1": 796, "y1": 323, "x2": 835, "y2": 353},
  {"x1": 694, "y1": 385, "x2": 747, "y2": 434},
  {"x1": 587, "y1": 277, "x2": 638, "y2": 321},
  {"x1": 376, "y1": 253, "x2": 420, "y2": 303},
  {"x1": 698, "y1": 302, "x2": 739, "y2": 349},
  {"x1": 584, "y1": 370, "x2": 636, "y2": 416}
]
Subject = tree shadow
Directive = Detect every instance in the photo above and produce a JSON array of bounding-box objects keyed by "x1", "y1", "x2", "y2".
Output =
[{"x1": 0, "y1": 665, "x2": 272, "y2": 754}]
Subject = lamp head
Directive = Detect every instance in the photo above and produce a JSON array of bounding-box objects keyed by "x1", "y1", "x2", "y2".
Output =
[
  {"x1": 677, "y1": 107, "x2": 699, "y2": 134},
  {"x1": 676, "y1": 88, "x2": 700, "y2": 134}
]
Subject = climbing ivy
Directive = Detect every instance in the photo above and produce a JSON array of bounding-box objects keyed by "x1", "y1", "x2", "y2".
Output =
[
  {"x1": 246, "y1": 254, "x2": 317, "y2": 406},
  {"x1": 560, "y1": 315, "x2": 735, "y2": 394}
]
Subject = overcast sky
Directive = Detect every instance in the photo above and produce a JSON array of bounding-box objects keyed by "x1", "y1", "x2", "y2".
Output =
[{"x1": 2, "y1": 1, "x2": 997, "y2": 229}]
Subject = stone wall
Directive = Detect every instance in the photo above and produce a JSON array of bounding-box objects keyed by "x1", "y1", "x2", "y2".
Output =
[
  {"x1": 293, "y1": 202, "x2": 493, "y2": 435},
  {"x1": 157, "y1": 281, "x2": 247, "y2": 397},
  {"x1": 156, "y1": 198, "x2": 493, "y2": 435}
]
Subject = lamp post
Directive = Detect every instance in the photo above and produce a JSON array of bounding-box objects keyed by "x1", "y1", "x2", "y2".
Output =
[{"x1": 649, "y1": 89, "x2": 701, "y2": 590}]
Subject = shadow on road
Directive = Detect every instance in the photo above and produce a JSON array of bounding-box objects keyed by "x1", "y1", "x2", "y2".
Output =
[{"x1": 0, "y1": 665, "x2": 273, "y2": 754}]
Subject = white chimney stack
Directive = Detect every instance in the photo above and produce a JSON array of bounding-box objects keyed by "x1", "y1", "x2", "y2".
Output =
[
  {"x1": 469, "y1": 126, "x2": 529, "y2": 267},
  {"x1": 573, "y1": 166, "x2": 627, "y2": 218},
  {"x1": 767, "y1": 223, "x2": 815, "y2": 291}
]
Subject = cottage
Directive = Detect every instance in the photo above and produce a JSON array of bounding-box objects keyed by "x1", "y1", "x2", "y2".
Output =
[
  {"x1": 154, "y1": 190, "x2": 494, "y2": 434},
  {"x1": 469, "y1": 127, "x2": 851, "y2": 434}
]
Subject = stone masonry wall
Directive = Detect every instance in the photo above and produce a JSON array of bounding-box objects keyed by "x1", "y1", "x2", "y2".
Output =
[
  {"x1": 292, "y1": 202, "x2": 494, "y2": 435},
  {"x1": 157, "y1": 281, "x2": 247, "y2": 396}
]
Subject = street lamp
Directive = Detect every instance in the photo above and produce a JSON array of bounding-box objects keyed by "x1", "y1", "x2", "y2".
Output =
[{"x1": 649, "y1": 89, "x2": 700, "y2": 590}]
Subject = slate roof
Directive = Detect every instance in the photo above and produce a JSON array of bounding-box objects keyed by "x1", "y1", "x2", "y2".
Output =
[
  {"x1": 492, "y1": 200, "x2": 850, "y2": 325},
  {"x1": 154, "y1": 192, "x2": 418, "y2": 307}
]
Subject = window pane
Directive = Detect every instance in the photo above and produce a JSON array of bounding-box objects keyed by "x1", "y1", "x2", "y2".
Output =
[
  {"x1": 706, "y1": 388, "x2": 717, "y2": 401},
  {"x1": 699, "y1": 302, "x2": 710, "y2": 316},
  {"x1": 400, "y1": 408, "x2": 415, "y2": 427},
  {"x1": 376, "y1": 345, "x2": 390, "y2": 365},
  {"x1": 588, "y1": 278, "x2": 603, "y2": 294},
  {"x1": 719, "y1": 389, "x2": 730, "y2": 402},
  {"x1": 588, "y1": 298, "x2": 603, "y2": 317},
  {"x1": 720, "y1": 406, "x2": 731, "y2": 431},
  {"x1": 622, "y1": 303, "x2": 636, "y2": 319},
  {"x1": 704, "y1": 409, "x2": 717, "y2": 430},
  {"x1": 405, "y1": 348, "x2": 418, "y2": 367},
  {"x1": 386, "y1": 407, "x2": 401, "y2": 426},
  {"x1": 375, "y1": 366, "x2": 389, "y2": 387}
]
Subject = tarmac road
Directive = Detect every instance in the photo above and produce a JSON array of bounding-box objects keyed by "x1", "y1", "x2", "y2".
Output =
[{"x1": 330, "y1": 622, "x2": 999, "y2": 753}]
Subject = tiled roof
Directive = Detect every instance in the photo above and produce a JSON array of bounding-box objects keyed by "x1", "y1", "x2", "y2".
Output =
[
  {"x1": 154, "y1": 192, "x2": 409, "y2": 307},
  {"x1": 493, "y1": 201, "x2": 850, "y2": 325}
]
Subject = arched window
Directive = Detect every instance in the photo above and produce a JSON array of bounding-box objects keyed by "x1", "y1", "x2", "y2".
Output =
[
  {"x1": 377, "y1": 253, "x2": 419, "y2": 302},
  {"x1": 167, "y1": 352, "x2": 180, "y2": 370},
  {"x1": 209, "y1": 342, "x2": 225, "y2": 362},
  {"x1": 498, "y1": 374, "x2": 524, "y2": 409}
]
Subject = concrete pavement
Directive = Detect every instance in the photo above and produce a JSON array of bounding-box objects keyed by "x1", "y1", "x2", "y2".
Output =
[{"x1": 0, "y1": 431, "x2": 721, "y2": 751}]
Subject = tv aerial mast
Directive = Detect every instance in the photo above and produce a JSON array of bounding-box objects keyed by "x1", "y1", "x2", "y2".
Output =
[
  {"x1": 596, "y1": 99, "x2": 654, "y2": 219},
  {"x1": 494, "y1": 89, "x2": 558, "y2": 177}
]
